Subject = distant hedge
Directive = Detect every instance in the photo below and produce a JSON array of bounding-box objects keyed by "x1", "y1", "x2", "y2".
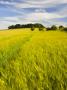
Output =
[
  {"x1": 8, "y1": 23, "x2": 67, "y2": 31},
  {"x1": 8, "y1": 23, "x2": 45, "y2": 29}
]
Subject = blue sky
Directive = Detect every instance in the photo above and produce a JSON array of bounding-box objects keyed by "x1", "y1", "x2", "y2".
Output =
[{"x1": 0, "y1": 0, "x2": 67, "y2": 29}]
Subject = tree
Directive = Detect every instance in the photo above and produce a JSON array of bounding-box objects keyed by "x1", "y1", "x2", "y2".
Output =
[
  {"x1": 59, "y1": 25, "x2": 64, "y2": 31},
  {"x1": 34, "y1": 23, "x2": 44, "y2": 28},
  {"x1": 14, "y1": 24, "x2": 21, "y2": 28},
  {"x1": 51, "y1": 25, "x2": 57, "y2": 30},
  {"x1": 8, "y1": 25, "x2": 15, "y2": 29},
  {"x1": 8, "y1": 23, "x2": 45, "y2": 30},
  {"x1": 46, "y1": 27, "x2": 51, "y2": 31},
  {"x1": 64, "y1": 27, "x2": 67, "y2": 31},
  {"x1": 39, "y1": 27, "x2": 44, "y2": 31},
  {"x1": 31, "y1": 26, "x2": 35, "y2": 31}
]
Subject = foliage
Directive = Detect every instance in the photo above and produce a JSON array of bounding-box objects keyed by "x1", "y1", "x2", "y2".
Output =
[
  {"x1": 31, "y1": 27, "x2": 35, "y2": 31},
  {"x1": 51, "y1": 25, "x2": 57, "y2": 30},
  {"x1": 46, "y1": 25, "x2": 57, "y2": 31},
  {"x1": 39, "y1": 26, "x2": 45, "y2": 31},
  {"x1": 8, "y1": 23, "x2": 45, "y2": 29},
  {"x1": 8, "y1": 23, "x2": 67, "y2": 32},
  {"x1": 64, "y1": 27, "x2": 67, "y2": 31},
  {"x1": 59, "y1": 25, "x2": 64, "y2": 30},
  {"x1": 46, "y1": 27, "x2": 52, "y2": 31}
]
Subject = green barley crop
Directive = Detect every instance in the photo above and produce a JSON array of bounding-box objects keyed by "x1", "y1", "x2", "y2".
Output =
[{"x1": 0, "y1": 29, "x2": 67, "y2": 90}]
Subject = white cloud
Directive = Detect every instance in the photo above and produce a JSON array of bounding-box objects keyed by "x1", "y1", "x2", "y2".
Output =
[
  {"x1": 15, "y1": 0, "x2": 67, "y2": 8},
  {"x1": 0, "y1": 10, "x2": 67, "y2": 29},
  {"x1": 25, "y1": 12, "x2": 60, "y2": 21},
  {"x1": 0, "y1": 1, "x2": 16, "y2": 5},
  {"x1": 0, "y1": 0, "x2": 67, "y2": 8},
  {"x1": 0, "y1": 0, "x2": 67, "y2": 29},
  {"x1": 56, "y1": 6, "x2": 67, "y2": 17}
]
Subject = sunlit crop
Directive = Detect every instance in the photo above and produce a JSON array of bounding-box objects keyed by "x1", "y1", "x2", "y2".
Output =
[{"x1": 0, "y1": 29, "x2": 67, "y2": 90}]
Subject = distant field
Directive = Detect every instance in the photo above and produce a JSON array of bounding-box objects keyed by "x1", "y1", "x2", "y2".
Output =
[{"x1": 0, "y1": 29, "x2": 67, "y2": 90}]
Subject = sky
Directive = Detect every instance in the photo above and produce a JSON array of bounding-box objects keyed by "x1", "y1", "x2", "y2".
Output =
[{"x1": 0, "y1": 0, "x2": 67, "y2": 29}]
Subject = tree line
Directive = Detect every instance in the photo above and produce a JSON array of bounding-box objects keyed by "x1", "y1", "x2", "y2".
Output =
[
  {"x1": 46, "y1": 25, "x2": 67, "y2": 31},
  {"x1": 8, "y1": 23, "x2": 67, "y2": 31},
  {"x1": 8, "y1": 23, "x2": 44, "y2": 29}
]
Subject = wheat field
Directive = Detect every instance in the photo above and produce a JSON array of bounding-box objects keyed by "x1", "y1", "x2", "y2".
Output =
[{"x1": 0, "y1": 29, "x2": 67, "y2": 90}]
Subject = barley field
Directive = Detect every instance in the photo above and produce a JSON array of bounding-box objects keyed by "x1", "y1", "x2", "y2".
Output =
[{"x1": 0, "y1": 28, "x2": 67, "y2": 90}]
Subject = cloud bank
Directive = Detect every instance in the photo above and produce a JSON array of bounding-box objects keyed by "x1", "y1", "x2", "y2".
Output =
[{"x1": 0, "y1": 0, "x2": 67, "y2": 29}]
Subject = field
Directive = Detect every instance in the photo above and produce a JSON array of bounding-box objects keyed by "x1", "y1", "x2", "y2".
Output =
[{"x1": 0, "y1": 28, "x2": 67, "y2": 90}]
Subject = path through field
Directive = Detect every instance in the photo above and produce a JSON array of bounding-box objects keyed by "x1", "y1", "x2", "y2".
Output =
[{"x1": 0, "y1": 29, "x2": 67, "y2": 90}]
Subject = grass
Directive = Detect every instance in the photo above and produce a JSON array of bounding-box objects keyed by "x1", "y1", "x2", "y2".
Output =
[{"x1": 0, "y1": 28, "x2": 67, "y2": 90}]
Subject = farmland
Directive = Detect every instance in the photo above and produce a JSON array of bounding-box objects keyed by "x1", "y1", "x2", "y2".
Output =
[{"x1": 0, "y1": 28, "x2": 67, "y2": 90}]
